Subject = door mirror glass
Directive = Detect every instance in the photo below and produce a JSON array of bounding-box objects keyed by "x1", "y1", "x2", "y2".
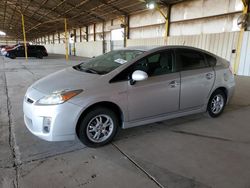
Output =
[{"x1": 132, "y1": 70, "x2": 148, "y2": 82}]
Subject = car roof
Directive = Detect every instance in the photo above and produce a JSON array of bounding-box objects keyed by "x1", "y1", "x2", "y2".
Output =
[
  {"x1": 123, "y1": 45, "x2": 162, "y2": 51},
  {"x1": 124, "y1": 45, "x2": 207, "y2": 52},
  {"x1": 121, "y1": 45, "x2": 217, "y2": 58}
]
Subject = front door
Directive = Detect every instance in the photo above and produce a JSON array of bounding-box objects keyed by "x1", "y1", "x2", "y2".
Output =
[{"x1": 128, "y1": 50, "x2": 180, "y2": 121}]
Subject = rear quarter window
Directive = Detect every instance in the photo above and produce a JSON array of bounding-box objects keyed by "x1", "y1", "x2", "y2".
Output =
[
  {"x1": 205, "y1": 54, "x2": 217, "y2": 67},
  {"x1": 36, "y1": 46, "x2": 46, "y2": 50}
]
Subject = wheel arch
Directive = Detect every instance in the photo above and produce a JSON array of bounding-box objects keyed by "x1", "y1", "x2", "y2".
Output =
[
  {"x1": 207, "y1": 86, "x2": 228, "y2": 111},
  {"x1": 75, "y1": 101, "x2": 124, "y2": 137},
  {"x1": 211, "y1": 87, "x2": 228, "y2": 101}
]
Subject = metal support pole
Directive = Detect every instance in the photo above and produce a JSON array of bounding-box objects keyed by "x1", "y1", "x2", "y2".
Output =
[
  {"x1": 64, "y1": 18, "x2": 69, "y2": 61},
  {"x1": 86, "y1": 26, "x2": 89, "y2": 42},
  {"x1": 124, "y1": 16, "x2": 129, "y2": 47},
  {"x1": 102, "y1": 22, "x2": 105, "y2": 53},
  {"x1": 58, "y1": 32, "x2": 60, "y2": 44},
  {"x1": 234, "y1": 0, "x2": 248, "y2": 74},
  {"x1": 80, "y1": 27, "x2": 82, "y2": 42},
  {"x1": 52, "y1": 33, "x2": 55, "y2": 44},
  {"x1": 156, "y1": 6, "x2": 169, "y2": 44},
  {"x1": 21, "y1": 14, "x2": 28, "y2": 60},
  {"x1": 94, "y1": 24, "x2": 96, "y2": 41}
]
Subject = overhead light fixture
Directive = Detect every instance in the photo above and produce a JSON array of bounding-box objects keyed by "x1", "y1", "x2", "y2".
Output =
[
  {"x1": 146, "y1": 1, "x2": 156, "y2": 9},
  {"x1": 0, "y1": 31, "x2": 6, "y2": 36}
]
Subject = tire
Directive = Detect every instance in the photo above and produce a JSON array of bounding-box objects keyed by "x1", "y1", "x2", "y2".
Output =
[
  {"x1": 10, "y1": 55, "x2": 16, "y2": 59},
  {"x1": 8, "y1": 53, "x2": 16, "y2": 59},
  {"x1": 207, "y1": 90, "x2": 226, "y2": 118},
  {"x1": 77, "y1": 107, "x2": 118, "y2": 147},
  {"x1": 36, "y1": 53, "x2": 43, "y2": 59}
]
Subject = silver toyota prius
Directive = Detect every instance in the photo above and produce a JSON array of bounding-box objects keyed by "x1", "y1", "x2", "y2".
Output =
[{"x1": 23, "y1": 46, "x2": 235, "y2": 147}]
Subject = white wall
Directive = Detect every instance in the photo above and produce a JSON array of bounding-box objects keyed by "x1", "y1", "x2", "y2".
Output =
[
  {"x1": 0, "y1": 38, "x2": 17, "y2": 45},
  {"x1": 45, "y1": 41, "x2": 103, "y2": 58},
  {"x1": 44, "y1": 44, "x2": 65, "y2": 54},
  {"x1": 170, "y1": 0, "x2": 243, "y2": 35},
  {"x1": 75, "y1": 41, "x2": 103, "y2": 57},
  {"x1": 129, "y1": 8, "x2": 166, "y2": 39},
  {"x1": 127, "y1": 37, "x2": 165, "y2": 47}
]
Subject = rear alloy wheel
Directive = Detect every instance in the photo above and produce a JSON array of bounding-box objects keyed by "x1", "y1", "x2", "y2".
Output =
[
  {"x1": 207, "y1": 90, "x2": 226, "y2": 118},
  {"x1": 77, "y1": 107, "x2": 118, "y2": 147}
]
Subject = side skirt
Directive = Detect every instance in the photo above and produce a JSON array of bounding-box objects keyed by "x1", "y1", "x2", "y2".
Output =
[{"x1": 122, "y1": 107, "x2": 206, "y2": 129}]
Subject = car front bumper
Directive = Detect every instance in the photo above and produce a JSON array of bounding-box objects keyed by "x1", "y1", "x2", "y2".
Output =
[{"x1": 23, "y1": 88, "x2": 83, "y2": 141}]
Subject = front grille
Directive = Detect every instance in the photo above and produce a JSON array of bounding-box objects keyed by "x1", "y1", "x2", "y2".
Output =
[{"x1": 27, "y1": 98, "x2": 34, "y2": 104}]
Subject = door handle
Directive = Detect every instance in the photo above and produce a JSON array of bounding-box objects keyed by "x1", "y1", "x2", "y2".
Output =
[
  {"x1": 169, "y1": 80, "x2": 179, "y2": 88},
  {"x1": 206, "y1": 73, "x2": 213, "y2": 80}
]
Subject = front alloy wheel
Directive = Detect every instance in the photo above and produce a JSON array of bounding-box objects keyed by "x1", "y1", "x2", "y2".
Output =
[
  {"x1": 86, "y1": 115, "x2": 114, "y2": 143},
  {"x1": 77, "y1": 107, "x2": 118, "y2": 147}
]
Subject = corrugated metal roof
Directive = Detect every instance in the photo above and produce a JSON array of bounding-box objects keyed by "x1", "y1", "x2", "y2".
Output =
[{"x1": 0, "y1": 0, "x2": 186, "y2": 40}]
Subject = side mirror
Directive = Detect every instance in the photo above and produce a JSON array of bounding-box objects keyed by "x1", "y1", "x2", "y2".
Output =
[{"x1": 130, "y1": 70, "x2": 148, "y2": 85}]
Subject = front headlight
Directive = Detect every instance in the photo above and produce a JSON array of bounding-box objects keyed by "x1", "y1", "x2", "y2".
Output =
[{"x1": 36, "y1": 89, "x2": 83, "y2": 105}]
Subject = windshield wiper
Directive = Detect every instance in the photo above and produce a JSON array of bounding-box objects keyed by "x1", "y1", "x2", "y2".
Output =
[
  {"x1": 83, "y1": 68, "x2": 99, "y2": 74},
  {"x1": 75, "y1": 66, "x2": 99, "y2": 74}
]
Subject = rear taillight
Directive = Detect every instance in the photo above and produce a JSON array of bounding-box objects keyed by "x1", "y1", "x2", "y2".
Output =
[{"x1": 229, "y1": 65, "x2": 233, "y2": 74}]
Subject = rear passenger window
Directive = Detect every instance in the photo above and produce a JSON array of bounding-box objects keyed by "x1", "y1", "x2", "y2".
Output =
[
  {"x1": 205, "y1": 54, "x2": 216, "y2": 66},
  {"x1": 177, "y1": 49, "x2": 208, "y2": 71}
]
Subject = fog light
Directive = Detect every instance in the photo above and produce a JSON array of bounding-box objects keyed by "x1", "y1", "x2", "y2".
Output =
[{"x1": 43, "y1": 117, "x2": 52, "y2": 133}]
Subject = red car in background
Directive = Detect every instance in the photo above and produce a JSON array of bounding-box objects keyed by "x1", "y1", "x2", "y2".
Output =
[{"x1": 1, "y1": 44, "x2": 18, "y2": 56}]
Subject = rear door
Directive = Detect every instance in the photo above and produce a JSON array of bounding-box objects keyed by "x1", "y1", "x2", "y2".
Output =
[{"x1": 176, "y1": 49, "x2": 215, "y2": 110}]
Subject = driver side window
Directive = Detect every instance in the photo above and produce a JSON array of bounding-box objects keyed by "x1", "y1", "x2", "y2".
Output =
[
  {"x1": 134, "y1": 51, "x2": 174, "y2": 77},
  {"x1": 110, "y1": 50, "x2": 174, "y2": 83}
]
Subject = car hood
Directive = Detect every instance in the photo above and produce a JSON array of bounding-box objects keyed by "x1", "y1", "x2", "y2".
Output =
[{"x1": 31, "y1": 67, "x2": 101, "y2": 94}]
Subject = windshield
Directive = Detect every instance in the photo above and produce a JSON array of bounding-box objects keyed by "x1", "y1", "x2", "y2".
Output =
[{"x1": 74, "y1": 50, "x2": 144, "y2": 75}]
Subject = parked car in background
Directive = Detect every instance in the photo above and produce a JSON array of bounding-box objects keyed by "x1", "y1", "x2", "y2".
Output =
[
  {"x1": 23, "y1": 46, "x2": 235, "y2": 147},
  {"x1": 0, "y1": 45, "x2": 7, "y2": 55},
  {"x1": 6, "y1": 45, "x2": 48, "y2": 59},
  {"x1": 1, "y1": 44, "x2": 17, "y2": 56}
]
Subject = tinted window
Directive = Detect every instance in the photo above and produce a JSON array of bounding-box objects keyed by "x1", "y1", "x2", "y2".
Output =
[
  {"x1": 110, "y1": 50, "x2": 174, "y2": 82},
  {"x1": 36, "y1": 46, "x2": 46, "y2": 51},
  {"x1": 153, "y1": 51, "x2": 174, "y2": 76},
  {"x1": 176, "y1": 49, "x2": 208, "y2": 71},
  {"x1": 17, "y1": 46, "x2": 24, "y2": 51},
  {"x1": 205, "y1": 54, "x2": 216, "y2": 66},
  {"x1": 28, "y1": 46, "x2": 36, "y2": 50}
]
